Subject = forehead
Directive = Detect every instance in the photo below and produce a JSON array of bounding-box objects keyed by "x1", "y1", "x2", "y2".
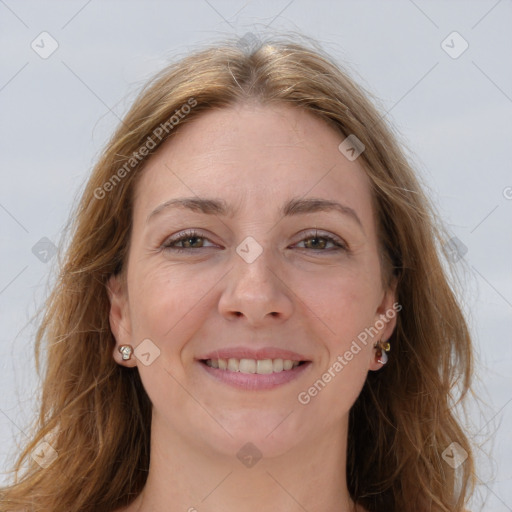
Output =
[{"x1": 133, "y1": 102, "x2": 375, "y2": 230}]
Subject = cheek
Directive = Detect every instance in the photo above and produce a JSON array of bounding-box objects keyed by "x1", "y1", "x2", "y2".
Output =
[
  {"x1": 128, "y1": 262, "x2": 212, "y2": 343},
  {"x1": 127, "y1": 264, "x2": 217, "y2": 400},
  {"x1": 303, "y1": 355, "x2": 369, "y2": 421},
  {"x1": 296, "y1": 263, "x2": 380, "y2": 339},
  {"x1": 297, "y1": 272, "x2": 375, "y2": 415}
]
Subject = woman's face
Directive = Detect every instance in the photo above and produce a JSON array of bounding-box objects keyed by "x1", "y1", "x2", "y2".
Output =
[{"x1": 108, "y1": 102, "x2": 397, "y2": 459}]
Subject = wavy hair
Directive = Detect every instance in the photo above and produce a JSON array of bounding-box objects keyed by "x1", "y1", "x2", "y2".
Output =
[{"x1": 1, "y1": 35, "x2": 475, "y2": 511}]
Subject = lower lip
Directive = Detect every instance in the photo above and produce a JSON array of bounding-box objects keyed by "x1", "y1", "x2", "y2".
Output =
[{"x1": 197, "y1": 360, "x2": 312, "y2": 390}]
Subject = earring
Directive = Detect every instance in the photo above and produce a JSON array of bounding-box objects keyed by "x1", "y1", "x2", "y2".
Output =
[
  {"x1": 118, "y1": 345, "x2": 133, "y2": 361},
  {"x1": 374, "y1": 340, "x2": 391, "y2": 365}
]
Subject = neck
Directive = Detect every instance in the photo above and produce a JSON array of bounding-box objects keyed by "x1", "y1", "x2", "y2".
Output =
[{"x1": 123, "y1": 413, "x2": 362, "y2": 512}]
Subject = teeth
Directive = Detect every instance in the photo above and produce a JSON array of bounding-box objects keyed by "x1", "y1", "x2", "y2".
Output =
[
  {"x1": 273, "y1": 358, "x2": 284, "y2": 372},
  {"x1": 239, "y1": 358, "x2": 256, "y2": 373},
  {"x1": 256, "y1": 359, "x2": 273, "y2": 374},
  {"x1": 204, "y1": 357, "x2": 301, "y2": 374}
]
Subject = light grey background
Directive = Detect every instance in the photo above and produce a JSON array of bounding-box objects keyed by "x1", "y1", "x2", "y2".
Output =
[{"x1": 1, "y1": 1, "x2": 511, "y2": 510}]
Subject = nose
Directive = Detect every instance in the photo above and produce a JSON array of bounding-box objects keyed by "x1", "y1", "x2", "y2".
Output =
[{"x1": 218, "y1": 243, "x2": 294, "y2": 326}]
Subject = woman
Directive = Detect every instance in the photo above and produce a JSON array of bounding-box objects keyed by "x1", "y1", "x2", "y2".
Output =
[{"x1": 1, "y1": 36, "x2": 475, "y2": 511}]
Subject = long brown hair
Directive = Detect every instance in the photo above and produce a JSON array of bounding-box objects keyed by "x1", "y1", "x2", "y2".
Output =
[{"x1": 1, "y1": 35, "x2": 475, "y2": 511}]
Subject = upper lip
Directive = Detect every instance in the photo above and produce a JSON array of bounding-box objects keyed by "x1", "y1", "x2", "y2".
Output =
[{"x1": 198, "y1": 346, "x2": 311, "y2": 362}]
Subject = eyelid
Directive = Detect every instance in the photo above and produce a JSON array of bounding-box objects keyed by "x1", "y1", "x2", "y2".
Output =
[
  {"x1": 161, "y1": 229, "x2": 219, "y2": 251},
  {"x1": 291, "y1": 229, "x2": 348, "y2": 250}
]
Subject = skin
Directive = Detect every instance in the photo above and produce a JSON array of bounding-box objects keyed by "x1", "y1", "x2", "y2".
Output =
[{"x1": 108, "y1": 102, "x2": 397, "y2": 512}]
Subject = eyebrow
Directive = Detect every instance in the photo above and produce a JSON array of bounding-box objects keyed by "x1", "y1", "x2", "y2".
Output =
[{"x1": 147, "y1": 196, "x2": 365, "y2": 233}]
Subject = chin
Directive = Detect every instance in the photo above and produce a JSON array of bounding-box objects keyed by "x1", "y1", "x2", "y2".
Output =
[{"x1": 205, "y1": 410, "x2": 308, "y2": 458}]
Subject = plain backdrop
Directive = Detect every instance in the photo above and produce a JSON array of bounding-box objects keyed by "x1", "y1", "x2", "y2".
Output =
[{"x1": 1, "y1": 1, "x2": 511, "y2": 510}]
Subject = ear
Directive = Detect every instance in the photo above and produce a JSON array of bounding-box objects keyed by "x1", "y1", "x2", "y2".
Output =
[
  {"x1": 369, "y1": 276, "x2": 399, "y2": 371},
  {"x1": 107, "y1": 273, "x2": 136, "y2": 368}
]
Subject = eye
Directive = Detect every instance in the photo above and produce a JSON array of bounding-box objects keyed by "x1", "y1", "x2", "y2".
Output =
[
  {"x1": 161, "y1": 229, "x2": 348, "y2": 254},
  {"x1": 293, "y1": 230, "x2": 347, "y2": 252},
  {"x1": 162, "y1": 229, "x2": 217, "y2": 252}
]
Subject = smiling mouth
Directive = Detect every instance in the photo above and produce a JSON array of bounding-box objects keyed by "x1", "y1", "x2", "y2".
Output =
[{"x1": 200, "y1": 358, "x2": 308, "y2": 374}]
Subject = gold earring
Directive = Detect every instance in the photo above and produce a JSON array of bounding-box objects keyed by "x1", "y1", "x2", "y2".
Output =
[
  {"x1": 374, "y1": 340, "x2": 391, "y2": 365},
  {"x1": 118, "y1": 345, "x2": 133, "y2": 361}
]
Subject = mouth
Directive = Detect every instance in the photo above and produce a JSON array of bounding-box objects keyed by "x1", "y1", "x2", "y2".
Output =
[
  {"x1": 200, "y1": 357, "x2": 308, "y2": 374},
  {"x1": 196, "y1": 346, "x2": 312, "y2": 390}
]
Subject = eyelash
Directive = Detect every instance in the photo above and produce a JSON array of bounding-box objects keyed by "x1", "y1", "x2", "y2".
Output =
[{"x1": 161, "y1": 229, "x2": 348, "y2": 254}]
